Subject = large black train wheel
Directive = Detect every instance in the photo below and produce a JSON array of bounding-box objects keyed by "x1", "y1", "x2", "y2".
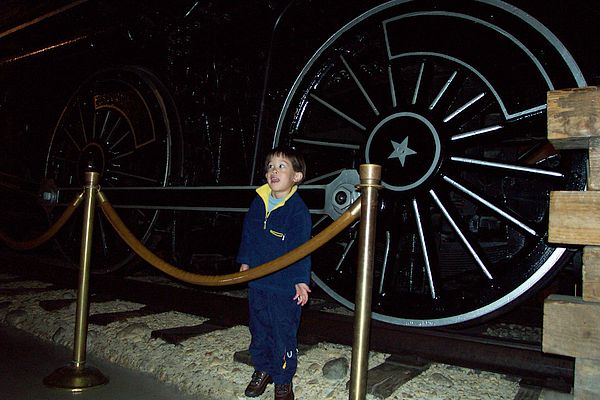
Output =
[
  {"x1": 44, "y1": 67, "x2": 181, "y2": 273},
  {"x1": 275, "y1": 0, "x2": 587, "y2": 326}
]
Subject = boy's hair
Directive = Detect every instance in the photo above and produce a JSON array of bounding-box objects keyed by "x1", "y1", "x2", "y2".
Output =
[{"x1": 264, "y1": 146, "x2": 307, "y2": 184}]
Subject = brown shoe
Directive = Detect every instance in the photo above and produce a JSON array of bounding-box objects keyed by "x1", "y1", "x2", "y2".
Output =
[
  {"x1": 274, "y1": 383, "x2": 294, "y2": 400},
  {"x1": 244, "y1": 370, "x2": 272, "y2": 397}
]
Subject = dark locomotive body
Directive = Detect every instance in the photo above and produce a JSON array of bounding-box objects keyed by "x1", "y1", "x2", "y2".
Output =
[{"x1": 1, "y1": 0, "x2": 598, "y2": 327}]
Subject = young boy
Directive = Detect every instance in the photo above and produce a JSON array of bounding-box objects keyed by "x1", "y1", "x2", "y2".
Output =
[{"x1": 237, "y1": 146, "x2": 311, "y2": 400}]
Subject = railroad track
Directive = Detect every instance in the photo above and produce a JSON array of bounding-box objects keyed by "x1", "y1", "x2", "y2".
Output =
[{"x1": 0, "y1": 251, "x2": 573, "y2": 396}]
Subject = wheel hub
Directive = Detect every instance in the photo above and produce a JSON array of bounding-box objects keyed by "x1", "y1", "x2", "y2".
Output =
[{"x1": 365, "y1": 112, "x2": 441, "y2": 192}]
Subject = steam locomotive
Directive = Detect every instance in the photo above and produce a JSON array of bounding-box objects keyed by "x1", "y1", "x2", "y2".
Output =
[{"x1": 1, "y1": 0, "x2": 597, "y2": 327}]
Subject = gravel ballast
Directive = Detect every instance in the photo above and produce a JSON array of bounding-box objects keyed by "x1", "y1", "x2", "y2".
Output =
[{"x1": 0, "y1": 274, "x2": 532, "y2": 399}]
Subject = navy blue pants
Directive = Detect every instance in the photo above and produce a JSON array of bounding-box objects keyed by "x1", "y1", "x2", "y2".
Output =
[{"x1": 248, "y1": 287, "x2": 301, "y2": 384}]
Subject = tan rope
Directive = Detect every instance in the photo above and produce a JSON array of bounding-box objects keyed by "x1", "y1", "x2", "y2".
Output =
[
  {"x1": 97, "y1": 190, "x2": 361, "y2": 286},
  {"x1": 0, "y1": 191, "x2": 85, "y2": 250}
]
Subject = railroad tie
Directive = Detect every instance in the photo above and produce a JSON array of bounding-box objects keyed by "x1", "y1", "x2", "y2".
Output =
[
  {"x1": 151, "y1": 319, "x2": 230, "y2": 345},
  {"x1": 0, "y1": 285, "x2": 58, "y2": 296},
  {"x1": 346, "y1": 355, "x2": 429, "y2": 399},
  {"x1": 514, "y1": 381, "x2": 542, "y2": 400},
  {"x1": 38, "y1": 293, "x2": 126, "y2": 312},
  {"x1": 88, "y1": 305, "x2": 167, "y2": 326}
]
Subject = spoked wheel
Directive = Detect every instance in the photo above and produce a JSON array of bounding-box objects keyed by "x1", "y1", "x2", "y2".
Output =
[
  {"x1": 275, "y1": 1, "x2": 587, "y2": 326},
  {"x1": 45, "y1": 67, "x2": 181, "y2": 273}
]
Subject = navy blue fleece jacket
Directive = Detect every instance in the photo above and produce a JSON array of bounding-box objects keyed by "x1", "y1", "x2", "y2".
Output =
[{"x1": 237, "y1": 184, "x2": 311, "y2": 296}]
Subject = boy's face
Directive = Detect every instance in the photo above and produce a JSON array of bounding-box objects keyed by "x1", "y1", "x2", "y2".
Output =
[{"x1": 265, "y1": 155, "x2": 303, "y2": 199}]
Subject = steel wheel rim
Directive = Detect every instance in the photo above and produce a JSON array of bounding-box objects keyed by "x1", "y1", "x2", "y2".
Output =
[
  {"x1": 275, "y1": 0, "x2": 587, "y2": 326},
  {"x1": 44, "y1": 67, "x2": 175, "y2": 273}
]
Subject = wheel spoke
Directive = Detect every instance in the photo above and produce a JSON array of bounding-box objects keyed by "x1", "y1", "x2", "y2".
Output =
[
  {"x1": 412, "y1": 61, "x2": 425, "y2": 105},
  {"x1": 387, "y1": 65, "x2": 397, "y2": 108},
  {"x1": 309, "y1": 93, "x2": 367, "y2": 131},
  {"x1": 111, "y1": 149, "x2": 135, "y2": 161},
  {"x1": 135, "y1": 207, "x2": 148, "y2": 219},
  {"x1": 102, "y1": 113, "x2": 122, "y2": 143},
  {"x1": 78, "y1": 102, "x2": 88, "y2": 144},
  {"x1": 304, "y1": 169, "x2": 346, "y2": 184},
  {"x1": 98, "y1": 109, "x2": 111, "y2": 142},
  {"x1": 442, "y1": 175, "x2": 538, "y2": 236},
  {"x1": 312, "y1": 215, "x2": 329, "y2": 229},
  {"x1": 443, "y1": 92, "x2": 486, "y2": 123},
  {"x1": 91, "y1": 108, "x2": 98, "y2": 140},
  {"x1": 378, "y1": 230, "x2": 392, "y2": 294},
  {"x1": 48, "y1": 155, "x2": 77, "y2": 164},
  {"x1": 429, "y1": 71, "x2": 457, "y2": 111},
  {"x1": 293, "y1": 138, "x2": 360, "y2": 150},
  {"x1": 413, "y1": 199, "x2": 436, "y2": 299},
  {"x1": 109, "y1": 130, "x2": 131, "y2": 150},
  {"x1": 97, "y1": 209, "x2": 109, "y2": 257},
  {"x1": 340, "y1": 54, "x2": 380, "y2": 116},
  {"x1": 64, "y1": 127, "x2": 82, "y2": 151},
  {"x1": 106, "y1": 169, "x2": 160, "y2": 184},
  {"x1": 429, "y1": 189, "x2": 493, "y2": 280},
  {"x1": 450, "y1": 157, "x2": 564, "y2": 178},
  {"x1": 451, "y1": 125, "x2": 503, "y2": 141},
  {"x1": 335, "y1": 236, "x2": 356, "y2": 272}
]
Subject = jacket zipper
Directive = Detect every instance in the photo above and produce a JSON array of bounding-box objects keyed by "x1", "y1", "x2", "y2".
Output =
[
  {"x1": 269, "y1": 229, "x2": 286, "y2": 241},
  {"x1": 263, "y1": 206, "x2": 285, "y2": 240}
]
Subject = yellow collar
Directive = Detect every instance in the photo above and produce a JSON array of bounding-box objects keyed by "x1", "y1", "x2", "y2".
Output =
[{"x1": 256, "y1": 183, "x2": 297, "y2": 214}]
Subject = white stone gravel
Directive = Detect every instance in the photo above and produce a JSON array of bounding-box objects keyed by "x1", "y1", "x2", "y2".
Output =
[{"x1": 0, "y1": 279, "x2": 522, "y2": 399}]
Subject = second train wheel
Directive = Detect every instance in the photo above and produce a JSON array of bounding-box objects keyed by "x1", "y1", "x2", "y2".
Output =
[
  {"x1": 44, "y1": 67, "x2": 182, "y2": 273},
  {"x1": 275, "y1": 0, "x2": 587, "y2": 326}
]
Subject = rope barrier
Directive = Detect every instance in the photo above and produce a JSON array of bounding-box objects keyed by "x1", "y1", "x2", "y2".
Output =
[
  {"x1": 97, "y1": 190, "x2": 362, "y2": 286},
  {"x1": 0, "y1": 191, "x2": 85, "y2": 250},
  {"x1": 0, "y1": 178, "x2": 362, "y2": 286}
]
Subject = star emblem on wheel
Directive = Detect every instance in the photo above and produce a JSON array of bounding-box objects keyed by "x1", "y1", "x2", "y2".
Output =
[{"x1": 388, "y1": 137, "x2": 417, "y2": 167}]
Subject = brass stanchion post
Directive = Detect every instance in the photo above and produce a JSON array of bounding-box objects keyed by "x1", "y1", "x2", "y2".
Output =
[
  {"x1": 44, "y1": 171, "x2": 108, "y2": 389},
  {"x1": 349, "y1": 164, "x2": 381, "y2": 400}
]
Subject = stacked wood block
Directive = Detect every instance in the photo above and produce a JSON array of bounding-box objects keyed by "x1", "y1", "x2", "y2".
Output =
[{"x1": 545, "y1": 86, "x2": 600, "y2": 399}]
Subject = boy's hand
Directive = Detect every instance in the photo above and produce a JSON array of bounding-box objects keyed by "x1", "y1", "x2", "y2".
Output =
[
  {"x1": 240, "y1": 264, "x2": 250, "y2": 272},
  {"x1": 294, "y1": 283, "x2": 311, "y2": 306}
]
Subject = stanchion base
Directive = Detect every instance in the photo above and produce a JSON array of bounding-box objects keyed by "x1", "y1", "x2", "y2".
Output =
[{"x1": 43, "y1": 363, "x2": 108, "y2": 390}]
